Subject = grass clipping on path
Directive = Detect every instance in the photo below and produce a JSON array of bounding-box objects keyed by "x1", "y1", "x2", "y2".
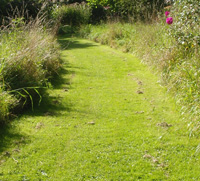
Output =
[{"x1": 0, "y1": 17, "x2": 61, "y2": 123}]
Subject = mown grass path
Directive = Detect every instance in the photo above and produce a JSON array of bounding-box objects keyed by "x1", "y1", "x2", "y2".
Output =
[{"x1": 0, "y1": 36, "x2": 200, "y2": 180}]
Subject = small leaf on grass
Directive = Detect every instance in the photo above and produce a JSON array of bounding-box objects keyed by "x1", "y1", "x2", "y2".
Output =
[
  {"x1": 157, "y1": 122, "x2": 172, "y2": 127},
  {"x1": 12, "y1": 157, "x2": 18, "y2": 163},
  {"x1": 137, "y1": 90, "x2": 144, "y2": 94},
  {"x1": 41, "y1": 170, "x2": 48, "y2": 176},
  {"x1": 127, "y1": 73, "x2": 134, "y2": 76},
  {"x1": 35, "y1": 122, "x2": 44, "y2": 129},
  {"x1": 152, "y1": 158, "x2": 159, "y2": 163},
  {"x1": 158, "y1": 163, "x2": 166, "y2": 168},
  {"x1": 135, "y1": 111, "x2": 144, "y2": 114},
  {"x1": 12, "y1": 149, "x2": 20, "y2": 153},
  {"x1": 87, "y1": 122, "x2": 95, "y2": 125},
  {"x1": 143, "y1": 154, "x2": 152, "y2": 159}
]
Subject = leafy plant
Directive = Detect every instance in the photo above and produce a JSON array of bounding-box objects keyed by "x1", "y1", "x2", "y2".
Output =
[
  {"x1": 87, "y1": 0, "x2": 166, "y2": 21},
  {"x1": 0, "y1": 89, "x2": 17, "y2": 123},
  {"x1": 51, "y1": 2, "x2": 92, "y2": 33},
  {"x1": 169, "y1": 0, "x2": 200, "y2": 50}
]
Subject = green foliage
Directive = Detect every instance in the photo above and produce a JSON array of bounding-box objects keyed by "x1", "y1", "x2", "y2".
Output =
[
  {"x1": 0, "y1": 20, "x2": 60, "y2": 89},
  {"x1": 0, "y1": 17, "x2": 61, "y2": 123},
  {"x1": 165, "y1": 0, "x2": 200, "y2": 131},
  {"x1": 0, "y1": 86, "x2": 17, "y2": 123},
  {"x1": 169, "y1": 0, "x2": 200, "y2": 48},
  {"x1": 87, "y1": 0, "x2": 165, "y2": 21},
  {"x1": 86, "y1": 0, "x2": 116, "y2": 7},
  {"x1": 0, "y1": 0, "x2": 48, "y2": 25},
  {"x1": 51, "y1": 2, "x2": 92, "y2": 32},
  {"x1": 64, "y1": 0, "x2": 86, "y2": 3}
]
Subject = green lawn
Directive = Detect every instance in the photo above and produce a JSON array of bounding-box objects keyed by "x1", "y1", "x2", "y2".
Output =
[{"x1": 0, "y1": 36, "x2": 200, "y2": 180}]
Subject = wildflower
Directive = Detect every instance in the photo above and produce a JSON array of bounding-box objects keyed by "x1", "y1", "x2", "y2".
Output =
[
  {"x1": 165, "y1": 11, "x2": 170, "y2": 17},
  {"x1": 166, "y1": 17, "x2": 173, "y2": 25}
]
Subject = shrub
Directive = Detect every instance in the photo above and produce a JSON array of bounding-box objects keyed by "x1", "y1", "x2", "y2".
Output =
[
  {"x1": 86, "y1": 0, "x2": 166, "y2": 21},
  {"x1": 169, "y1": 0, "x2": 199, "y2": 50},
  {"x1": 51, "y1": 2, "x2": 92, "y2": 33},
  {"x1": 165, "y1": 0, "x2": 200, "y2": 130}
]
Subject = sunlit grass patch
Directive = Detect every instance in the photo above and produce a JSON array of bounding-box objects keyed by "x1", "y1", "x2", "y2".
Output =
[{"x1": 79, "y1": 21, "x2": 200, "y2": 133}]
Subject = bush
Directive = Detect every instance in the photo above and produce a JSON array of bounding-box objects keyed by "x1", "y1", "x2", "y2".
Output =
[
  {"x1": 51, "y1": 2, "x2": 92, "y2": 33},
  {"x1": 165, "y1": 0, "x2": 200, "y2": 130},
  {"x1": 87, "y1": 0, "x2": 166, "y2": 21},
  {"x1": 169, "y1": 0, "x2": 199, "y2": 50}
]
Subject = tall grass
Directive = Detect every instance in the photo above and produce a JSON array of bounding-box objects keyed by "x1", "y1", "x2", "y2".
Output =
[
  {"x1": 0, "y1": 86, "x2": 17, "y2": 123},
  {"x1": 0, "y1": 14, "x2": 61, "y2": 123}
]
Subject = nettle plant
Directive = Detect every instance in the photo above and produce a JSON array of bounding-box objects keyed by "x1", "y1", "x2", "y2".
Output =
[{"x1": 169, "y1": 0, "x2": 200, "y2": 50}]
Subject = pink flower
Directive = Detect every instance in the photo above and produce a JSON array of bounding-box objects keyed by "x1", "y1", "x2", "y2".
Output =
[
  {"x1": 165, "y1": 11, "x2": 170, "y2": 17},
  {"x1": 166, "y1": 17, "x2": 173, "y2": 24}
]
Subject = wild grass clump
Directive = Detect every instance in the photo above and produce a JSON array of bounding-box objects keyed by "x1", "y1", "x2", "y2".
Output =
[
  {"x1": 0, "y1": 87, "x2": 18, "y2": 123},
  {"x1": 0, "y1": 16, "x2": 61, "y2": 123},
  {"x1": 51, "y1": 2, "x2": 92, "y2": 34}
]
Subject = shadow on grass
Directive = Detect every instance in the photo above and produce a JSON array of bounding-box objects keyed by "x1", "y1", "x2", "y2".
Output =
[
  {"x1": 21, "y1": 62, "x2": 74, "y2": 117},
  {"x1": 51, "y1": 64, "x2": 72, "y2": 90},
  {"x1": 0, "y1": 34, "x2": 92, "y2": 154},
  {"x1": 0, "y1": 39, "x2": 76, "y2": 154},
  {"x1": 0, "y1": 67, "x2": 72, "y2": 155},
  {"x1": 0, "y1": 123, "x2": 28, "y2": 154},
  {"x1": 57, "y1": 34, "x2": 97, "y2": 50}
]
